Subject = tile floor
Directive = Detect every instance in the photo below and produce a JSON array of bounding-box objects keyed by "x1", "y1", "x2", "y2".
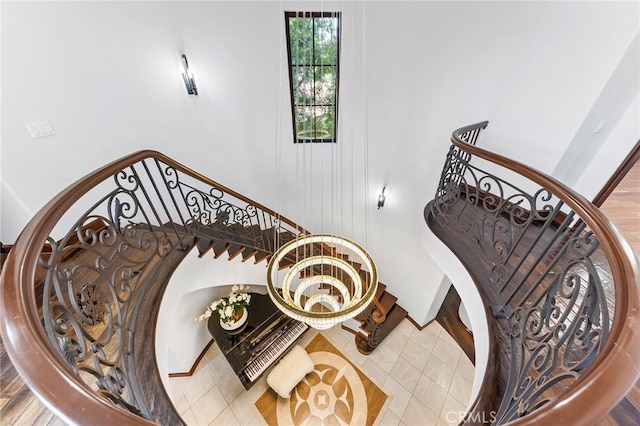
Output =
[{"x1": 167, "y1": 319, "x2": 475, "y2": 426}]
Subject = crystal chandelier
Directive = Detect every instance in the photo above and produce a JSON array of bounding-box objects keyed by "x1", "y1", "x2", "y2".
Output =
[
  {"x1": 269, "y1": 6, "x2": 378, "y2": 330},
  {"x1": 267, "y1": 234, "x2": 378, "y2": 330}
]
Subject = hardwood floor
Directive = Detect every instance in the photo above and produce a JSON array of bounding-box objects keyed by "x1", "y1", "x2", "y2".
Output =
[
  {"x1": 435, "y1": 286, "x2": 475, "y2": 365},
  {"x1": 597, "y1": 158, "x2": 640, "y2": 426},
  {"x1": 600, "y1": 157, "x2": 640, "y2": 257}
]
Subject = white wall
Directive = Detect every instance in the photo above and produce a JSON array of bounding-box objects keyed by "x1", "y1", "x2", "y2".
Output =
[
  {"x1": 554, "y1": 31, "x2": 640, "y2": 188},
  {"x1": 421, "y1": 227, "x2": 488, "y2": 408},
  {"x1": 574, "y1": 94, "x2": 640, "y2": 200},
  {"x1": 156, "y1": 247, "x2": 268, "y2": 383},
  {"x1": 1, "y1": 0, "x2": 638, "y2": 404}
]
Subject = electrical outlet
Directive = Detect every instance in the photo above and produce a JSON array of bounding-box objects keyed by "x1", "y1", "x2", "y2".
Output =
[{"x1": 25, "y1": 120, "x2": 56, "y2": 139}]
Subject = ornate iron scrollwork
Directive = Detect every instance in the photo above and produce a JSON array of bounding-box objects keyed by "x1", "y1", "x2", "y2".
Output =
[
  {"x1": 38, "y1": 156, "x2": 302, "y2": 420},
  {"x1": 431, "y1": 128, "x2": 613, "y2": 424}
]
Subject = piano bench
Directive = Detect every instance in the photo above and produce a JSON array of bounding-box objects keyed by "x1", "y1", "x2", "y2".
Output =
[{"x1": 266, "y1": 345, "x2": 314, "y2": 399}]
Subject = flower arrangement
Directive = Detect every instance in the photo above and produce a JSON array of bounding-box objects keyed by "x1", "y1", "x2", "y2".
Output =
[{"x1": 197, "y1": 284, "x2": 251, "y2": 324}]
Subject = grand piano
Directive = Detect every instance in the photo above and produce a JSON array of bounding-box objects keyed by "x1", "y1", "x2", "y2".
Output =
[{"x1": 207, "y1": 291, "x2": 309, "y2": 389}]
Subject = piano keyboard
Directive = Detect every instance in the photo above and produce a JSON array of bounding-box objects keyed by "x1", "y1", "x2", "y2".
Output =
[{"x1": 243, "y1": 320, "x2": 309, "y2": 382}]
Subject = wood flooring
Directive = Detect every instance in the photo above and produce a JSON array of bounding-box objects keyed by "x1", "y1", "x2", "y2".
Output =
[
  {"x1": 596, "y1": 158, "x2": 640, "y2": 426},
  {"x1": 435, "y1": 286, "x2": 475, "y2": 365}
]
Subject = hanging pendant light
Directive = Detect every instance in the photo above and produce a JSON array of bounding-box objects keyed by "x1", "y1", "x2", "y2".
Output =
[
  {"x1": 270, "y1": 6, "x2": 377, "y2": 330},
  {"x1": 266, "y1": 234, "x2": 378, "y2": 330}
]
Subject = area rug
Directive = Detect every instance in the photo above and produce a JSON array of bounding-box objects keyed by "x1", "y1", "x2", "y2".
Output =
[{"x1": 255, "y1": 333, "x2": 387, "y2": 425}]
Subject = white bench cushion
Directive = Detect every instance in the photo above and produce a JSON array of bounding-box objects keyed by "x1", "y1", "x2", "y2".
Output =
[{"x1": 266, "y1": 345, "x2": 314, "y2": 399}]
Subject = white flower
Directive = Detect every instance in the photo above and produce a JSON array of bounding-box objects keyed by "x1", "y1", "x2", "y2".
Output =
[{"x1": 198, "y1": 286, "x2": 251, "y2": 322}]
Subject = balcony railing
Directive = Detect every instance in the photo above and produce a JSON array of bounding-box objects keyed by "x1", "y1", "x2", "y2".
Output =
[
  {"x1": 0, "y1": 151, "x2": 306, "y2": 425},
  {"x1": 426, "y1": 122, "x2": 640, "y2": 424},
  {"x1": 1, "y1": 125, "x2": 638, "y2": 425}
]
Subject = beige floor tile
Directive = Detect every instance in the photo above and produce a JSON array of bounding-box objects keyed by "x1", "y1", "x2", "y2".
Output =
[
  {"x1": 181, "y1": 408, "x2": 198, "y2": 426},
  {"x1": 395, "y1": 318, "x2": 416, "y2": 337},
  {"x1": 401, "y1": 396, "x2": 439, "y2": 426},
  {"x1": 439, "y1": 394, "x2": 467, "y2": 425},
  {"x1": 399, "y1": 339, "x2": 431, "y2": 372},
  {"x1": 362, "y1": 358, "x2": 389, "y2": 386},
  {"x1": 376, "y1": 407, "x2": 401, "y2": 426},
  {"x1": 423, "y1": 354, "x2": 455, "y2": 392},
  {"x1": 218, "y1": 369, "x2": 246, "y2": 404},
  {"x1": 169, "y1": 376, "x2": 191, "y2": 400},
  {"x1": 229, "y1": 391, "x2": 266, "y2": 425},
  {"x1": 167, "y1": 324, "x2": 474, "y2": 426},
  {"x1": 409, "y1": 327, "x2": 439, "y2": 351},
  {"x1": 184, "y1": 366, "x2": 215, "y2": 406},
  {"x1": 437, "y1": 329, "x2": 459, "y2": 348},
  {"x1": 455, "y1": 355, "x2": 475, "y2": 382},
  {"x1": 210, "y1": 406, "x2": 240, "y2": 426},
  {"x1": 342, "y1": 340, "x2": 370, "y2": 366},
  {"x1": 369, "y1": 342, "x2": 400, "y2": 373},
  {"x1": 205, "y1": 353, "x2": 235, "y2": 384},
  {"x1": 297, "y1": 328, "x2": 320, "y2": 347},
  {"x1": 424, "y1": 321, "x2": 445, "y2": 337},
  {"x1": 383, "y1": 376, "x2": 412, "y2": 419},
  {"x1": 449, "y1": 372, "x2": 473, "y2": 406},
  {"x1": 191, "y1": 385, "x2": 227, "y2": 426},
  {"x1": 414, "y1": 374, "x2": 448, "y2": 416},
  {"x1": 173, "y1": 392, "x2": 191, "y2": 415},
  {"x1": 326, "y1": 326, "x2": 354, "y2": 349},
  {"x1": 382, "y1": 328, "x2": 410, "y2": 354},
  {"x1": 389, "y1": 356, "x2": 421, "y2": 393},
  {"x1": 430, "y1": 339, "x2": 461, "y2": 370}
]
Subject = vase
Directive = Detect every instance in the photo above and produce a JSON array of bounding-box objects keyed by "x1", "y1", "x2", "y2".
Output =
[{"x1": 219, "y1": 308, "x2": 248, "y2": 333}]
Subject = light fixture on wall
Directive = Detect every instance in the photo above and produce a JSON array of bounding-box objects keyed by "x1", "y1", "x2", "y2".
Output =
[
  {"x1": 181, "y1": 54, "x2": 198, "y2": 95},
  {"x1": 377, "y1": 187, "x2": 386, "y2": 209}
]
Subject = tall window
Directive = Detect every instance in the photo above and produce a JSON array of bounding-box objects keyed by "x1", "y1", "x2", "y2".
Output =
[{"x1": 285, "y1": 11, "x2": 341, "y2": 143}]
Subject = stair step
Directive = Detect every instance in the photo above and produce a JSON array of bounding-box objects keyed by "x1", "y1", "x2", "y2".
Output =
[
  {"x1": 379, "y1": 291, "x2": 398, "y2": 314},
  {"x1": 226, "y1": 244, "x2": 244, "y2": 260},
  {"x1": 253, "y1": 251, "x2": 271, "y2": 264},
  {"x1": 196, "y1": 239, "x2": 213, "y2": 257},
  {"x1": 211, "y1": 241, "x2": 230, "y2": 259},
  {"x1": 241, "y1": 247, "x2": 258, "y2": 262}
]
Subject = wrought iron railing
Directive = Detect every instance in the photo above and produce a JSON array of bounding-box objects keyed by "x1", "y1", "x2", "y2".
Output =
[
  {"x1": 0, "y1": 151, "x2": 306, "y2": 425},
  {"x1": 427, "y1": 122, "x2": 640, "y2": 424}
]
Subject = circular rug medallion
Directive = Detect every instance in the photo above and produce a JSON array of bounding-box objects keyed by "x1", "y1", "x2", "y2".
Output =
[{"x1": 276, "y1": 351, "x2": 367, "y2": 425}]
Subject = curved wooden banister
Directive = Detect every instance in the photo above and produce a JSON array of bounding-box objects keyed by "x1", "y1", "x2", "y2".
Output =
[
  {"x1": 370, "y1": 297, "x2": 387, "y2": 324},
  {"x1": 431, "y1": 122, "x2": 640, "y2": 424},
  {"x1": 0, "y1": 150, "x2": 309, "y2": 425}
]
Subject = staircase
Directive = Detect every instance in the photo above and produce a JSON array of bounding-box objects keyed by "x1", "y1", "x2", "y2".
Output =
[
  {"x1": 343, "y1": 282, "x2": 408, "y2": 354},
  {"x1": 0, "y1": 150, "x2": 416, "y2": 425},
  {"x1": 192, "y1": 222, "x2": 407, "y2": 354}
]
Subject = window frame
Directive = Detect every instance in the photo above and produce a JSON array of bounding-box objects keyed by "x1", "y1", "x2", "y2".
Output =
[{"x1": 285, "y1": 11, "x2": 341, "y2": 144}]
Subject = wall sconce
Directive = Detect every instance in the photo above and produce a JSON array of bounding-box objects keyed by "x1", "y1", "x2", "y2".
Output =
[
  {"x1": 181, "y1": 54, "x2": 198, "y2": 95},
  {"x1": 377, "y1": 187, "x2": 386, "y2": 209}
]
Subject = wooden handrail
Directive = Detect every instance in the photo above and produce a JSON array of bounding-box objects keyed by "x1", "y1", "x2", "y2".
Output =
[
  {"x1": 448, "y1": 122, "x2": 640, "y2": 424},
  {"x1": 0, "y1": 150, "x2": 309, "y2": 425}
]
